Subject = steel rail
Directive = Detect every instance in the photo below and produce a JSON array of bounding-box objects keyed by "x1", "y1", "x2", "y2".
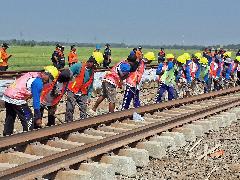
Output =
[
  {"x1": 0, "y1": 65, "x2": 158, "y2": 77},
  {"x1": 1, "y1": 92, "x2": 239, "y2": 179},
  {"x1": 0, "y1": 86, "x2": 240, "y2": 152}
]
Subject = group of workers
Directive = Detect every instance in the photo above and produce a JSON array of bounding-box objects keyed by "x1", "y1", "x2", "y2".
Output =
[
  {"x1": 1, "y1": 42, "x2": 240, "y2": 136},
  {"x1": 155, "y1": 48, "x2": 240, "y2": 102},
  {"x1": 51, "y1": 43, "x2": 112, "y2": 69}
]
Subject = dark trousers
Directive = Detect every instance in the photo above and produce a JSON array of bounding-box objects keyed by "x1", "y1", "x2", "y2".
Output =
[
  {"x1": 121, "y1": 86, "x2": 140, "y2": 110},
  {"x1": 213, "y1": 79, "x2": 222, "y2": 91},
  {"x1": 0, "y1": 66, "x2": 8, "y2": 71},
  {"x1": 65, "y1": 91, "x2": 88, "y2": 122},
  {"x1": 103, "y1": 59, "x2": 111, "y2": 68},
  {"x1": 237, "y1": 72, "x2": 240, "y2": 85},
  {"x1": 156, "y1": 83, "x2": 175, "y2": 103},
  {"x1": 3, "y1": 102, "x2": 33, "y2": 136},
  {"x1": 40, "y1": 105, "x2": 57, "y2": 126},
  {"x1": 52, "y1": 61, "x2": 65, "y2": 69},
  {"x1": 52, "y1": 61, "x2": 58, "y2": 68}
]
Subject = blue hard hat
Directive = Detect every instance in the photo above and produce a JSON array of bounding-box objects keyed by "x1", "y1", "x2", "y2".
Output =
[
  {"x1": 96, "y1": 44, "x2": 101, "y2": 50},
  {"x1": 130, "y1": 51, "x2": 135, "y2": 56},
  {"x1": 119, "y1": 63, "x2": 130, "y2": 73}
]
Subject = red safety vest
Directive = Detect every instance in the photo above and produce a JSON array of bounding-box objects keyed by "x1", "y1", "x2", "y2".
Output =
[
  {"x1": 68, "y1": 63, "x2": 94, "y2": 94},
  {"x1": 126, "y1": 60, "x2": 145, "y2": 87},
  {"x1": 40, "y1": 78, "x2": 68, "y2": 106},
  {"x1": 210, "y1": 61, "x2": 218, "y2": 78},
  {"x1": 104, "y1": 61, "x2": 126, "y2": 88},
  {"x1": 189, "y1": 61, "x2": 197, "y2": 78}
]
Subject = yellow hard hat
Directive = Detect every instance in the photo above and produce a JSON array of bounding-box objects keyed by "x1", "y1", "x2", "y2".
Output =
[
  {"x1": 199, "y1": 57, "x2": 208, "y2": 65},
  {"x1": 194, "y1": 52, "x2": 202, "y2": 59},
  {"x1": 44, "y1": 66, "x2": 59, "y2": 80},
  {"x1": 223, "y1": 51, "x2": 232, "y2": 58},
  {"x1": 177, "y1": 55, "x2": 186, "y2": 64},
  {"x1": 236, "y1": 56, "x2": 240, "y2": 62},
  {"x1": 144, "y1": 52, "x2": 156, "y2": 61},
  {"x1": 92, "y1": 51, "x2": 104, "y2": 64},
  {"x1": 183, "y1": 53, "x2": 191, "y2": 60},
  {"x1": 166, "y1": 53, "x2": 174, "y2": 59}
]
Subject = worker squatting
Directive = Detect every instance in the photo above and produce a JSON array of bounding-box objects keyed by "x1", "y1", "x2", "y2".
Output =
[{"x1": 1, "y1": 44, "x2": 240, "y2": 136}]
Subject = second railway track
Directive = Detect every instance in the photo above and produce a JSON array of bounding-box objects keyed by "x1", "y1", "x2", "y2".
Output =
[
  {"x1": 0, "y1": 65, "x2": 159, "y2": 79},
  {"x1": 0, "y1": 86, "x2": 240, "y2": 179}
]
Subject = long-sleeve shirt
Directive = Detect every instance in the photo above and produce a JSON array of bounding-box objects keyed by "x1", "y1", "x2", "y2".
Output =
[
  {"x1": 31, "y1": 78, "x2": 43, "y2": 110},
  {"x1": 31, "y1": 78, "x2": 43, "y2": 119},
  {"x1": 70, "y1": 62, "x2": 94, "y2": 98},
  {"x1": 156, "y1": 62, "x2": 174, "y2": 75}
]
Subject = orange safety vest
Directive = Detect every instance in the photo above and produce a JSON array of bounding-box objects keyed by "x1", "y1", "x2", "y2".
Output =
[
  {"x1": 210, "y1": 61, "x2": 218, "y2": 78},
  {"x1": 40, "y1": 78, "x2": 68, "y2": 106},
  {"x1": 68, "y1": 63, "x2": 94, "y2": 94},
  {"x1": 0, "y1": 48, "x2": 9, "y2": 66},
  {"x1": 68, "y1": 51, "x2": 78, "y2": 64}
]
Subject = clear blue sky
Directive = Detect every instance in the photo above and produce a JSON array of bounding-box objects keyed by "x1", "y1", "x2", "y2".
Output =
[{"x1": 0, "y1": 0, "x2": 239, "y2": 46}]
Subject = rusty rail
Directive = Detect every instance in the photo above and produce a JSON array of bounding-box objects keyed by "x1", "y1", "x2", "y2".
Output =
[
  {"x1": 0, "y1": 86, "x2": 239, "y2": 151},
  {"x1": 0, "y1": 90, "x2": 239, "y2": 179},
  {"x1": 0, "y1": 65, "x2": 158, "y2": 79}
]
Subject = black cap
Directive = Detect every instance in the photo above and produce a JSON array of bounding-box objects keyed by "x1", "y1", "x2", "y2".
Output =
[
  {"x1": 138, "y1": 46, "x2": 142, "y2": 50},
  {"x1": 127, "y1": 54, "x2": 137, "y2": 62},
  {"x1": 58, "y1": 69, "x2": 72, "y2": 83},
  {"x1": 2, "y1": 43, "x2": 9, "y2": 48},
  {"x1": 105, "y1": 43, "x2": 110, "y2": 47},
  {"x1": 56, "y1": 44, "x2": 60, "y2": 48},
  {"x1": 71, "y1": 45, "x2": 76, "y2": 50},
  {"x1": 87, "y1": 56, "x2": 96, "y2": 63}
]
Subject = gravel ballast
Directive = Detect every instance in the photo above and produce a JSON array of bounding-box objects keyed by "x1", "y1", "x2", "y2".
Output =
[{"x1": 117, "y1": 121, "x2": 240, "y2": 180}]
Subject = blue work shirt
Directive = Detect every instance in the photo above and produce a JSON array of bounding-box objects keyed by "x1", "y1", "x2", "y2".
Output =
[
  {"x1": 224, "y1": 63, "x2": 233, "y2": 80},
  {"x1": 31, "y1": 77, "x2": 43, "y2": 110},
  {"x1": 176, "y1": 65, "x2": 191, "y2": 84},
  {"x1": 156, "y1": 62, "x2": 174, "y2": 75},
  {"x1": 31, "y1": 77, "x2": 43, "y2": 119}
]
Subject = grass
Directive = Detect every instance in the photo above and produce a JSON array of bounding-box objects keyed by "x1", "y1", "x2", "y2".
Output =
[{"x1": 5, "y1": 46, "x2": 237, "y2": 71}]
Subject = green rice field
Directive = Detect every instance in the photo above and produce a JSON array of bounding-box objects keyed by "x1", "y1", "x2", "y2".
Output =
[{"x1": 5, "y1": 46, "x2": 237, "y2": 71}]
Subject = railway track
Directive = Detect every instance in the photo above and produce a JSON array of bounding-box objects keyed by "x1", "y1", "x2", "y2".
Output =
[
  {"x1": 0, "y1": 87, "x2": 240, "y2": 179},
  {"x1": 0, "y1": 65, "x2": 159, "y2": 79}
]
